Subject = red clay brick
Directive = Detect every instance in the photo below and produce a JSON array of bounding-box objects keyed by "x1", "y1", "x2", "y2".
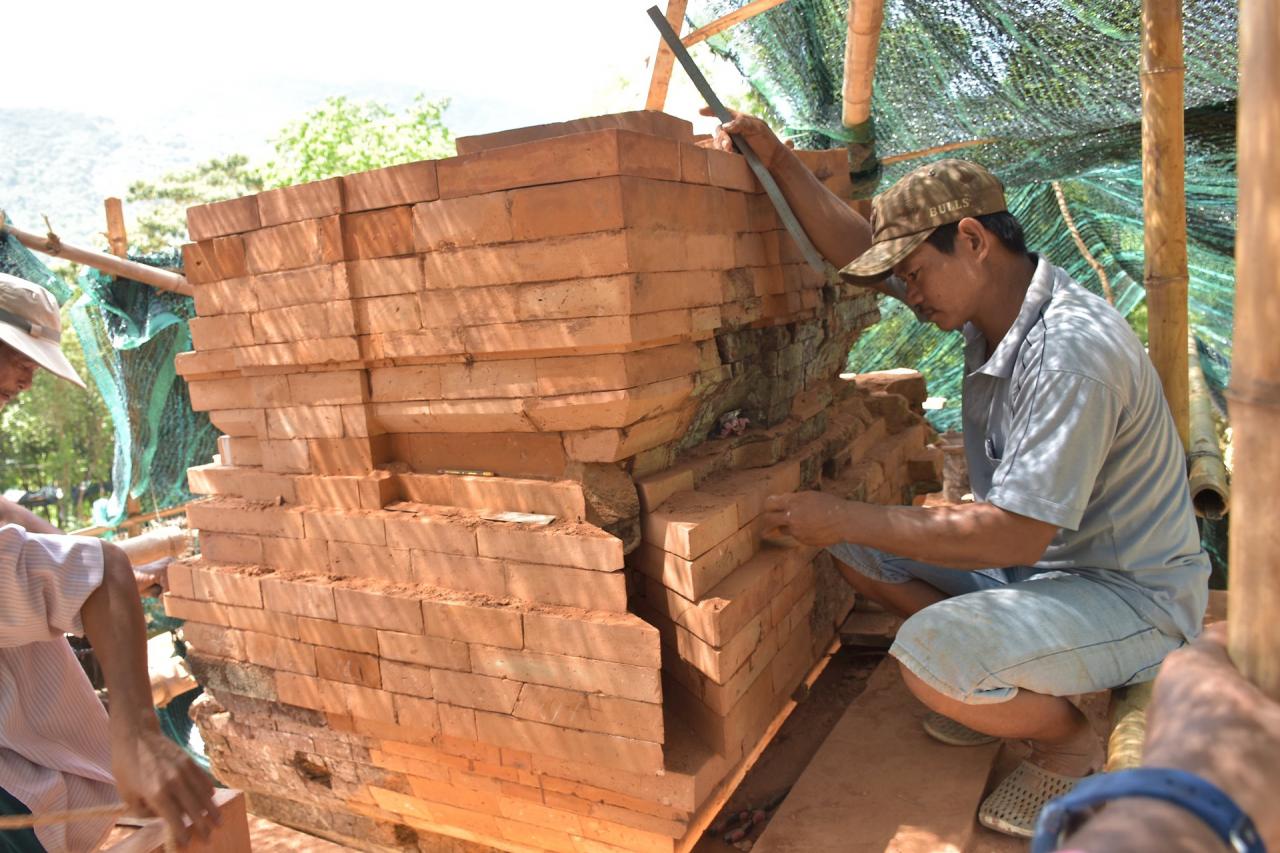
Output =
[
  {"x1": 473, "y1": 711, "x2": 663, "y2": 775},
  {"x1": 380, "y1": 659, "x2": 436, "y2": 698},
  {"x1": 372, "y1": 399, "x2": 532, "y2": 434},
  {"x1": 328, "y1": 540, "x2": 413, "y2": 583},
  {"x1": 188, "y1": 196, "x2": 259, "y2": 241},
  {"x1": 438, "y1": 704, "x2": 479, "y2": 741},
  {"x1": 421, "y1": 599, "x2": 522, "y2": 649},
  {"x1": 309, "y1": 435, "x2": 389, "y2": 475},
  {"x1": 454, "y1": 112, "x2": 693, "y2": 154},
  {"x1": 413, "y1": 193, "x2": 513, "y2": 252},
  {"x1": 181, "y1": 622, "x2": 246, "y2": 660},
  {"x1": 206, "y1": 408, "x2": 264, "y2": 439},
  {"x1": 522, "y1": 610, "x2": 660, "y2": 668},
  {"x1": 384, "y1": 510, "x2": 478, "y2": 556},
  {"x1": 635, "y1": 466, "x2": 695, "y2": 514},
  {"x1": 388, "y1": 433, "x2": 567, "y2": 480},
  {"x1": 535, "y1": 342, "x2": 702, "y2": 397},
  {"x1": 303, "y1": 507, "x2": 386, "y2": 545},
  {"x1": 260, "y1": 536, "x2": 330, "y2": 571},
  {"x1": 438, "y1": 360, "x2": 537, "y2": 400},
  {"x1": 257, "y1": 178, "x2": 342, "y2": 227},
  {"x1": 252, "y1": 303, "x2": 356, "y2": 345},
  {"x1": 562, "y1": 410, "x2": 693, "y2": 464},
  {"x1": 353, "y1": 294, "x2": 420, "y2": 333},
  {"x1": 524, "y1": 377, "x2": 694, "y2": 432},
  {"x1": 631, "y1": 523, "x2": 757, "y2": 601},
  {"x1": 641, "y1": 489, "x2": 740, "y2": 560},
  {"x1": 367, "y1": 365, "x2": 441, "y2": 402},
  {"x1": 244, "y1": 218, "x2": 341, "y2": 274},
  {"x1": 334, "y1": 586, "x2": 423, "y2": 633},
  {"x1": 430, "y1": 670, "x2": 521, "y2": 714},
  {"x1": 344, "y1": 256, "x2": 422, "y2": 297},
  {"x1": 392, "y1": 693, "x2": 442, "y2": 734},
  {"x1": 184, "y1": 237, "x2": 248, "y2": 286},
  {"x1": 277, "y1": 672, "x2": 396, "y2": 723},
  {"x1": 189, "y1": 315, "x2": 254, "y2": 351},
  {"x1": 345, "y1": 161, "x2": 439, "y2": 211},
  {"x1": 342, "y1": 207, "x2": 414, "y2": 259},
  {"x1": 470, "y1": 646, "x2": 659, "y2": 703},
  {"x1": 378, "y1": 631, "x2": 470, "y2": 671},
  {"x1": 251, "y1": 265, "x2": 349, "y2": 310},
  {"x1": 706, "y1": 149, "x2": 758, "y2": 193},
  {"x1": 163, "y1": 596, "x2": 229, "y2": 625},
  {"x1": 476, "y1": 522, "x2": 622, "y2": 571},
  {"x1": 504, "y1": 561, "x2": 627, "y2": 612},
  {"x1": 410, "y1": 552, "x2": 507, "y2": 598},
  {"x1": 261, "y1": 577, "x2": 336, "y2": 620},
  {"x1": 243, "y1": 630, "x2": 316, "y2": 675},
  {"x1": 512, "y1": 684, "x2": 663, "y2": 743},
  {"x1": 225, "y1": 604, "x2": 300, "y2": 639},
  {"x1": 190, "y1": 566, "x2": 263, "y2": 608},
  {"x1": 398, "y1": 473, "x2": 586, "y2": 522}
]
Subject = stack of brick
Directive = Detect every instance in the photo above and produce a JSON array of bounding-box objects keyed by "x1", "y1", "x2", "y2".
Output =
[{"x1": 169, "y1": 110, "x2": 939, "y2": 852}]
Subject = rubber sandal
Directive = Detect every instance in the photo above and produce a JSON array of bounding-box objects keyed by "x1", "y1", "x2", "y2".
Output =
[
  {"x1": 921, "y1": 711, "x2": 999, "y2": 746},
  {"x1": 977, "y1": 760, "x2": 1088, "y2": 838}
]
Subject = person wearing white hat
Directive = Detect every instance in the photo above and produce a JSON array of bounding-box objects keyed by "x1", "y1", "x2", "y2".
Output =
[{"x1": 0, "y1": 272, "x2": 218, "y2": 851}]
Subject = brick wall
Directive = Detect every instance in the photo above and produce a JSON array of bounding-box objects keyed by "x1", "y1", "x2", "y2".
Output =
[{"x1": 169, "y1": 110, "x2": 938, "y2": 852}]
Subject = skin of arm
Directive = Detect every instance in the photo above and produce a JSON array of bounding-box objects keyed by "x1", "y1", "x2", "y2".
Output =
[
  {"x1": 760, "y1": 490, "x2": 1058, "y2": 569},
  {"x1": 1059, "y1": 624, "x2": 1280, "y2": 852},
  {"x1": 81, "y1": 542, "x2": 218, "y2": 846}
]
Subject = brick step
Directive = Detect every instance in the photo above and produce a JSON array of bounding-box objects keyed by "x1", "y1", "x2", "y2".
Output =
[
  {"x1": 838, "y1": 608, "x2": 902, "y2": 649},
  {"x1": 753, "y1": 658, "x2": 1000, "y2": 853}
]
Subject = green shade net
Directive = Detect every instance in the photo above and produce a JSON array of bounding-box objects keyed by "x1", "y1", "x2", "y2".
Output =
[
  {"x1": 0, "y1": 228, "x2": 216, "y2": 528},
  {"x1": 686, "y1": 0, "x2": 1237, "y2": 575}
]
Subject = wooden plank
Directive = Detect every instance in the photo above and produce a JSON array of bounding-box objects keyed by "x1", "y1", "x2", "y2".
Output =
[
  {"x1": 1140, "y1": 0, "x2": 1189, "y2": 449},
  {"x1": 754, "y1": 659, "x2": 999, "y2": 853},
  {"x1": 646, "y1": 0, "x2": 690, "y2": 111},
  {"x1": 105, "y1": 197, "x2": 129, "y2": 259},
  {"x1": 681, "y1": 0, "x2": 791, "y2": 48}
]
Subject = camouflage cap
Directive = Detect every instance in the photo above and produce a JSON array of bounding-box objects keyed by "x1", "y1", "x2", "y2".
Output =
[{"x1": 840, "y1": 159, "x2": 1008, "y2": 284}]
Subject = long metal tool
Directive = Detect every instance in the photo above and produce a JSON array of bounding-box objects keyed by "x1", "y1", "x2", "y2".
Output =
[{"x1": 646, "y1": 5, "x2": 836, "y2": 280}]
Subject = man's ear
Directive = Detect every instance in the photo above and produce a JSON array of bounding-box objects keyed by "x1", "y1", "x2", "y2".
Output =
[{"x1": 955, "y1": 217, "x2": 990, "y2": 261}]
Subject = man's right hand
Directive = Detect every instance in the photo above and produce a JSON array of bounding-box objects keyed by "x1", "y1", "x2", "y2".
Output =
[
  {"x1": 112, "y1": 726, "x2": 219, "y2": 847},
  {"x1": 699, "y1": 107, "x2": 790, "y2": 169}
]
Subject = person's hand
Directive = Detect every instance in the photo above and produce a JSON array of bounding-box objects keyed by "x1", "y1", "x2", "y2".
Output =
[
  {"x1": 133, "y1": 562, "x2": 169, "y2": 598},
  {"x1": 699, "y1": 107, "x2": 791, "y2": 169},
  {"x1": 759, "y1": 491, "x2": 854, "y2": 548},
  {"x1": 1143, "y1": 622, "x2": 1280, "y2": 846},
  {"x1": 111, "y1": 726, "x2": 219, "y2": 846}
]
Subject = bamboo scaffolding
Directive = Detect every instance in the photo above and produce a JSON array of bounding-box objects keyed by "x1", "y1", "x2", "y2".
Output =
[
  {"x1": 1140, "y1": 0, "x2": 1190, "y2": 449},
  {"x1": 1229, "y1": 0, "x2": 1280, "y2": 700},
  {"x1": 841, "y1": 0, "x2": 885, "y2": 128},
  {"x1": 1187, "y1": 335, "x2": 1229, "y2": 519},
  {"x1": 680, "y1": 0, "x2": 791, "y2": 48},
  {"x1": 104, "y1": 198, "x2": 128, "y2": 259},
  {"x1": 645, "y1": 0, "x2": 690, "y2": 111},
  {"x1": 0, "y1": 213, "x2": 192, "y2": 297}
]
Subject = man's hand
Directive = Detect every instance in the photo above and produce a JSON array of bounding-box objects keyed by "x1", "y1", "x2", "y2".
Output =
[
  {"x1": 759, "y1": 491, "x2": 856, "y2": 548},
  {"x1": 111, "y1": 727, "x2": 219, "y2": 846},
  {"x1": 699, "y1": 107, "x2": 791, "y2": 169}
]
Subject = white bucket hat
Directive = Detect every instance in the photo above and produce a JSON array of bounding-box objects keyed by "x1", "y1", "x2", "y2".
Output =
[{"x1": 0, "y1": 272, "x2": 86, "y2": 389}]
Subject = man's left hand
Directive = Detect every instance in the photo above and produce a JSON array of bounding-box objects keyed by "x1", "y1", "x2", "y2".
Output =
[{"x1": 759, "y1": 491, "x2": 855, "y2": 548}]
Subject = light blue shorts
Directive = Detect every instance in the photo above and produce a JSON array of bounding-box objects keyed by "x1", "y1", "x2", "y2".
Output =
[{"x1": 828, "y1": 543, "x2": 1186, "y2": 705}]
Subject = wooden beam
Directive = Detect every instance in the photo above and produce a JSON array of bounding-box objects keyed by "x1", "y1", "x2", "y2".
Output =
[
  {"x1": 0, "y1": 214, "x2": 192, "y2": 297},
  {"x1": 1229, "y1": 0, "x2": 1280, "y2": 700},
  {"x1": 842, "y1": 0, "x2": 885, "y2": 128},
  {"x1": 680, "y1": 0, "x2": 791, "y2": 48},
  {"x1": 646, "y1": 0, "x2": 690, "y2": 112},
  {"x1": 104, "y1": 197, "x2": 129, "y2": 259},
  {"x1": 1140, "y1": 0, "x2": 1190, "y2": 449}
]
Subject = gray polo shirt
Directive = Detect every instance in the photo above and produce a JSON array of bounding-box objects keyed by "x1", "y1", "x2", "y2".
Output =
[{"x1": 963, "y1": 255, "x2": 1209, "y2": 640}]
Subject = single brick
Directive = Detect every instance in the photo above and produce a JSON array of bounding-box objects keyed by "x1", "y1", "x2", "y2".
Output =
[
  {"x1": 344, "y1": 256, "x2": 423, "y2": 298},
  {"x1": 511, "y1": 683, "x2": 663, "y2": 743},
  {"x1": 342, "y1": 207, "x2": 414, "y2": 259},
  {"x1": 257, "y1": 178, "x2": 343, "y2": 227},
  {"x1": 504, "y1": 561, "x2": 627, "y2": 612},
  {"x1": 409, "y1": 552, "x2": 507, "y2": 599},
  {"x1": 188, "y1": 196, "x2": 259, "y2": 241},
  {"x1": 430, "y1": 670, "x2": 522, "y2": 714},
  {"x1": 412, "y1": 193, "x2": 513, "y2": 252},
  {"x1": 243, "y1": 631, "x2": 316, "y2": 675},
  {"x1": 190, "y1": 566, "x2": 264, "y2": 608},
  {"x1": 262, "y1": 577, "x2": 336, "y2": 620},
  {"x1": 379, "y1": 659, "x2": 435, "y2": 699},
  {"x1": 334, "y1": 586, "x2": 423, "y2": 633},
  {"x1": 316, "y1": 647, "x2": 382, "y2": 688},
  {"x1": 378, "y1": 631, "x2": 470, "y2": 671},
  {"x1": 344, "y1": 161, "x2": 439, "y2": 212},
  {"x1": 422, "y1": 599, "x2": 522, "y2": 649},
  {"x1": 470, "y1": 646, "x2": 659, "y2": 703},
  {"x1": 383, "y1": 510, "x2": 478, "y2": 556},
  {"x1": 296, "y1": 616, "x2": 378, "y2": 655},
  {"x1": 476, "y1": 522, "x2": 622, "y2": 571},
  {"x1": 303, "y1": 507, "x2": 387, "y2": 546},
  {"x1": 522, "y1": 610, "x2": 660, "y2": 668}
]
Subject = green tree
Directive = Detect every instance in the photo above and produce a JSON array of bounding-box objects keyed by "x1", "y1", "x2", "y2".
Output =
[
  {"x1": 126, "y1": 155, "x2": 266, "y2": 253},
  {"x1": 263, "y1": 94, "x2": 454, "y2": 187}
]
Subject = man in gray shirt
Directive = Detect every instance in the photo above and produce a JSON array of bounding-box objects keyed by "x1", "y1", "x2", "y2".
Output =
[{"x1": 708, "y1": 114, "x2": 1210, "y2": 838}]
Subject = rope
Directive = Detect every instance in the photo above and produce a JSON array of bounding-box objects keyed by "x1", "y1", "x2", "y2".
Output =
[{"x1": 1052, "y1": 180, "x2": 1115, "y2": 306}]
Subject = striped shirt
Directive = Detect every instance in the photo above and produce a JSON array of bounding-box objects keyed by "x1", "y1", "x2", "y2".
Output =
[{"x1": 0, "y1": 524, "x2": 117, "y2": 852}]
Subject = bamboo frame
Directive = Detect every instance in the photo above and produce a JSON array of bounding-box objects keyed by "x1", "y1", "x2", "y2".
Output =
[
  {"x1": 1229, "y1": 0, "x2": 1280, "y2": 700},
  {"x1": 645, "y1": 0, "x2": 690, "y2": 111},
  {"x1": 680, "y1": 0, "x2": 791, "y2": 48},
  {"x1": 0, "y1": 214, "x2": 192, "y2": 297},
  {"x1": 842, "y1": 0, "x2": 885, "y2": 128},
  {"x1": 1187, "y1": 335, "x2": 1229, "y2": 519},
  {"x1": 879, "y1": 137, "x2": 999, "y2": 166},
  {"x1": 104, "y1": 198, "x2": 128, "y2": 259},
  {"x1": 1140, "y1": 0, "x2": 1190, "y2": 449}
]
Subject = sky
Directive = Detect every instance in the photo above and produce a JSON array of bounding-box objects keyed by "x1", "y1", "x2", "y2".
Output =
[{"x1": 2, "y1": 0, "x2": 740, "y2": 140}]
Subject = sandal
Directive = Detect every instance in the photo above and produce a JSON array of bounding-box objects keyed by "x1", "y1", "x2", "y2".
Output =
[
  {"x1": 921, "y1": 711, "x2": 999, "y2": 746},
  {"x1": 977, "y1": 760, "x2": 1088, "y2": 837}
]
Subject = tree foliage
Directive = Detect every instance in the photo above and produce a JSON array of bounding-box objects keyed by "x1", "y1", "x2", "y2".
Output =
[
  {"x1": 126, "y1": 155, "x2": 266, "y2": 254},
  {"x1": 263, "y1": 94, "x2": 454, "y2": 187}
]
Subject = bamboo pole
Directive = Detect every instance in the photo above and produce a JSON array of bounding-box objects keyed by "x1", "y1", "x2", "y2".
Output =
[
  {"x1": 104, "y1": 198, "x2": 128, "y2": 259},
  {"x1": 645, "y1": 0, "x2": 690, "y2": 112},
  {"x1": 0, "y1": 214, "x2": 192, "y2": 297},
  {"x1": 1140, "y1": 0, "x2": 1190, "y2": 450},
  {"x1": 879, "y1": 136, "x2": 999, "y2": 166},
  {"x1": 841, "y1": 0, "x2": 885, "y2": 128},
  {"x1": 680, "y1": 0, "x2": 791, "y2": 48},
  {"x1": 1187, "y1": 335, "x2": 1229, "y2": 519},
  {"x1": 1228, "y1": 0, "x2": 1280, "y2": 700}
]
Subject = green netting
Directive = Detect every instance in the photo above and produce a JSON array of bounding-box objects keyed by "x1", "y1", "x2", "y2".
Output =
[
  {"x1": 0, "y1": 228, "x2": 216, "y2": 529},
  {"x1": 687, "y1": 0, "x2": 1238, "y2": 431},
  {"x1": 72, "y1": 253, "x2": 218, "y2": 527}
]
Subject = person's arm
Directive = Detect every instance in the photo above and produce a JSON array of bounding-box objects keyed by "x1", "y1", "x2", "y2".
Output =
[
  {"x1": 761, "y1": 491, "x2": 1057, "y2": 569},
  {"x1": 82, "y1": 542, "x2": 218, "y2": 846},
  {"x1": 703, "y1": 109, "x2": 873, "y2": 270},
  {"x1": 1058, "y1": 623, "x2": 1280, "y2": 852}
]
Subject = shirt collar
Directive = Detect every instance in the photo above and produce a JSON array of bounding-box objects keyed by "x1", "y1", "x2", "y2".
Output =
[{"x1": 965, "y1": 254, "x2": 1056, "y2": 379}]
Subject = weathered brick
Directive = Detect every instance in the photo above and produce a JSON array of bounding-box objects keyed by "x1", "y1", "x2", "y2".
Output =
[
  {"x1": 430, "y1": 670, "x2": 522, "y2": 714},
  {"x1": 243, "y1": 631, "x2": 316, "y2": 675},
  {"x1": 378, "y1": 631, "x2": 470, "y2": 671}
]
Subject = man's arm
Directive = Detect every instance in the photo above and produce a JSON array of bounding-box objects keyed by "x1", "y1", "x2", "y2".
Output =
[
  {"x1": 705, "y1": 109, "x2": 873, "y2": 270},
  {"x1": 0, "y1": 496, "x2": 61, "y2": 535},
  {"x1": 762, "y1": 491, "x2": 1058, "y2": 569},
  {"x1": 82, "y1": 542, "x2": 218, "y2": 845}
]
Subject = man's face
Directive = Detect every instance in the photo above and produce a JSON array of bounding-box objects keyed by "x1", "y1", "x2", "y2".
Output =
[
  {"x1": 892, "y1": 233, "x2": 985, "y2": 332},
  {"x1": 0, "y1": 343, "x2": 39, "y2": 409}
]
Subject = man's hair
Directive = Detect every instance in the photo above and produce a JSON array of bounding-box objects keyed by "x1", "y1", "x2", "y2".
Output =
[{"x1": 925, "y1": 211, "x2": 1029, "y2": 257}]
